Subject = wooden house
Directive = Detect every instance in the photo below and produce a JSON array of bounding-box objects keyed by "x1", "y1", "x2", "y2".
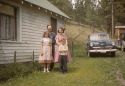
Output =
[
  {"x1": 115, "y1": 26, "x2": 125, "y2": 40},
  {"x1": 0, "y1": 0, "x2": 69, "y2": 64}
]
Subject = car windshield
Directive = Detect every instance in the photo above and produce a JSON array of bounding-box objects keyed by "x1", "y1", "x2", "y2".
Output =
[{"x1": 90, "y1": 33, "x2": 110, "y2": 41}]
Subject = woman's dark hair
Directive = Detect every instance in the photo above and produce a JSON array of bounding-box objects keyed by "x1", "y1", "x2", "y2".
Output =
[
  {"x1": 43, "y1": 31, "x2": 49, "y2": 37},
  {"x1": 58, "y1": 27, "x2": 65, "y2": 33}
]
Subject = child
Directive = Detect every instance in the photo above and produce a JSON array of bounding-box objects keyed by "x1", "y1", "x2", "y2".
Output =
[
  {"x1": 39, "y1": 32, "x2": 53, "y2": 72},
  {"x1": 58, "y1": 38, "x2": 68, "y2": 73}
]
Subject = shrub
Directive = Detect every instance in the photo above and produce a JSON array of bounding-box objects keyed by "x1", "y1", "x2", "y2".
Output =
[{"x1": 0, "y1": 62, "x2": 41, "y2": 82}]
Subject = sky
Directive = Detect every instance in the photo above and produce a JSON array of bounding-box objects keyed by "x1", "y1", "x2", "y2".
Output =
[
  {"x1": 71, "y1": 0, "x2": 76, "y2": 9},
  {"x1": 72, "y1": 0, "x2": 76, "y2": 4},
  {"x1": 71, "y1": 0, "x2": 101, "y2": 9}
]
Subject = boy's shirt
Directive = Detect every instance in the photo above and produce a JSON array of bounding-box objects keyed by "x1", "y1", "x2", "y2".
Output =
[{"x1": 58, "y1": 44, "x2": 68, "y2": 55}]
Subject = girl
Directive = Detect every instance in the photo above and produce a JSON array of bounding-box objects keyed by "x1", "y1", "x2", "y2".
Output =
[{"x1": 39, "y1": 32, "x2": 53, "y2": 72}]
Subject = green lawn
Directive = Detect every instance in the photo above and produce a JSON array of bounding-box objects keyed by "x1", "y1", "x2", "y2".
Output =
[{"x1": 1, "y1": 54, "x2": 124, "y2": 86}]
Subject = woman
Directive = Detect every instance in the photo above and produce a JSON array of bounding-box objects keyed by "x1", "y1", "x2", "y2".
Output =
[
  {"x1": 39, "y1": 32, "x2": 53, "y2": 72},
  {"x1": 54, "y1": 27, "x2": 71, "y2": 73}
]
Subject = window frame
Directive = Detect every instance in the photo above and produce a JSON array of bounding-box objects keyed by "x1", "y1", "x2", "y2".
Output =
[{"x1": 0, "y1": 2, "x2": 17, "y2": 42}]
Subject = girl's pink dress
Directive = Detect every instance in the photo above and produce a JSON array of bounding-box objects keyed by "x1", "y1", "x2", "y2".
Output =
[
  {"x1": 39, "y1": 38, "x2": 53, "y2": 63},
  {"x1": 54, "y1": 34, "x2": 72, "y2": 63}
]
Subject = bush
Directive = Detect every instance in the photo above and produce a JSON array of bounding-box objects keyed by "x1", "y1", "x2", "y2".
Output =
[{"x1": 0, "y1": 62, "x2": 41, "y2": 82}]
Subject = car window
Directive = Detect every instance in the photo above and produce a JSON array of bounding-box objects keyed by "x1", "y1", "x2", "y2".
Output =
[
  {"x1": 90, "y1": 34, "x2": 98, "y2": 41},
  {"x1": 90, "y1": 33, "x2": 109, "y2": 41},
  {"x1": 99, "y1": 34, "x2": 109, "y2": 40}
]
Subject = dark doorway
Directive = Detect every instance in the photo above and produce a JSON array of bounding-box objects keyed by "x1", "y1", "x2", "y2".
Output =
[{"x1": 51, "y1": 17, "x2": 57, "y2": 33}]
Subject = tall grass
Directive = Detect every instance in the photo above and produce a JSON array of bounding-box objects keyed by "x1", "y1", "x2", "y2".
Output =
[{"x1": 0, "y1": 62, "x2": 41, "y2": 82}]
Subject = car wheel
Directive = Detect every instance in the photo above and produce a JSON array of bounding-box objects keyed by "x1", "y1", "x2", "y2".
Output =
[
  {"x1": 121, "y1": 47, "x2": 124, "y2": 51},
  {"x1": 111, "y1": 52, "x2": 116, "y2": 57},
  {"x1": 123, "y1": 48, "x2": 125, "y2": 52},
  {"x1": 121, "y1": 46, "x2": 125, "y2": 51},
  {"x1": 88, "y1": 52, "x2": 93, "y2": 57}
]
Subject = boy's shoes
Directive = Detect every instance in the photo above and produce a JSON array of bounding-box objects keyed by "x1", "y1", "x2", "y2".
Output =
[{"x1": 61, "y1": 70, "x2": 68, "y2": 74}]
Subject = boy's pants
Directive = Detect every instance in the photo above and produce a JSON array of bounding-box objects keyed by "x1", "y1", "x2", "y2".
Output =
[{"x1": 59, "y1": 55, "x2": 67, "y2": 72}]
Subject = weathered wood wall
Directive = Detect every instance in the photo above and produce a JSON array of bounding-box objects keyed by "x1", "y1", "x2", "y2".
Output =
[{"x1": 0, "y1": 0, "x2": 65, "y2": 64}]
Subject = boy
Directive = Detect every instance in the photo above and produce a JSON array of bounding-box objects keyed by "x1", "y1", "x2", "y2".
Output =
[{"x1": 58, "y1": 39, "x2": 68, "y2": 73}]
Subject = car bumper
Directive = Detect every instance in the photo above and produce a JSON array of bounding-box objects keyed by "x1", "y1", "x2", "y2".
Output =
[{"x1": 89, "y1": 49, "x2": 117, "y2": 53}]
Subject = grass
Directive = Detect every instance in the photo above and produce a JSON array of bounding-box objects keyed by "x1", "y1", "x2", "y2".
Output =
[
  {"x1": 0, "y1": 62, "x2": 41, "y2": 82},
  {"x1": 1, "y1": 42, "x2": 125, "y2": 86},
  {"x1": 114, "y1": 51, "x2": 125, "y2": 79},
  {"x1": 72, "y1": 43, "x2": 86, "y2": 57},
  {"x1": 0, "y1": 55, "x2": 122, "y2": 86}
]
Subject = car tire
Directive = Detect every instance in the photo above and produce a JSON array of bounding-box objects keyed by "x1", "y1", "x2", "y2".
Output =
[
  {"x1": 121, "y1": 47, "x2": 124, "y2": 51},
  {"x1": 121, "y1": 46, "x2": 125, "y2": 51},
  {"x1": 123, "y1": 48, "x2": 125, "y2": 52},
  {"x1": 111, "y1": 52, "x2": 116, "y2": 57},
  {"x1": 88, "y1": 52, "x2": 93, "y2": 57}
]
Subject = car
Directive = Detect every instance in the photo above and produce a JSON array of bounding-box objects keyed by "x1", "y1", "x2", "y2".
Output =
[{"x1": 87, "y1": 33, "x2": 117, "y2": 57}]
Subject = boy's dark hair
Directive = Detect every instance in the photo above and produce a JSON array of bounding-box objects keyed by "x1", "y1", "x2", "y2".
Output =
[{"x1": 47, "y1": 25, "x2": 51, "y2": 29}]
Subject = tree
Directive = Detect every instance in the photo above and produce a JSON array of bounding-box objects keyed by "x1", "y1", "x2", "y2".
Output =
[
  {"x1": 114, "y1": 0, "x2": 125, "y2": 25},
  {"x1": 101, "y1": 0, "x2": 125, "y2": 34},
  {"x1": 48, "y1": 0, "x2": 125, "y2": 31},
  {"x1": 48, "y1": 0, "x2": 74, "y2": 18}
]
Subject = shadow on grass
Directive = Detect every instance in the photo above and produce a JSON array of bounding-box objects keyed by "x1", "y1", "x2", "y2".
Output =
[
  {"x1": 89, "y1": 53, "x2": 117, "y2": 58},
  {"x1": 68, "y1": 67, "x2": 79, "y2": 73},
  {"x1": 53, "y1": 66, "x2": 78, "y2": 73}
]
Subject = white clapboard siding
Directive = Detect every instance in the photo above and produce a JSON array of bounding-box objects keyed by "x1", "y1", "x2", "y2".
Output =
[
  {"x1": 0, "y1": 44, "x2": 5, "y2": 61},
  {"x1": 0, "y1": 56, "x2": 5, "y2": 61},
  {"x1": 0, "y1": 61, "x2": 13, "y2": 64},
  {"x1": 0, "y1": 42, "x2": 41, "y2": 64},
  {"x1": 2, "y1": 46, "x2": 40, "y2": 50},
  {"x1": 1, "y1": 43, "x2": 41, "y2": 47},
  {"x1": 21, "y1": 6, "x2": 50, "y2": 43},
  {"x1": 21, "y1": 27, "x2": 45, "y2": 35},
  {"x1": 22, "y1": 14, "x2": 49, "y2": 24},
  {"x1": 1, "y1": 52, "x2": 39, "y2": 57},
  {"x1": 1, "y1": 43, "x2": 41, "y2": 52},
  {"x1": 2, "y1": 55, "x2": 38, "y2": 61},
  {"x1": 0, "y1": 1, "x2": 65, "y2": 64},
  {"x1": 0, "y1": 45, "x2": 2, "y2": 50},
  {"x1": 0, "y1": 50, "x2": 40, "y2": 55},
  {"x1": 0, "y1": 48, "x2": 3, "y2": 54}
]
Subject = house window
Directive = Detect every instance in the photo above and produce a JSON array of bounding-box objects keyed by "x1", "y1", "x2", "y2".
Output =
[{"x1": 0, "y1": 3, "x2": 17, "y2": 41}]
